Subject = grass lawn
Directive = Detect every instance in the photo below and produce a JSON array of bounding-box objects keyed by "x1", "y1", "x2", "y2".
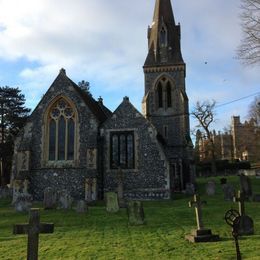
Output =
[{"x1": 0, "y1": 176, "x2": 260, "y2": 260}]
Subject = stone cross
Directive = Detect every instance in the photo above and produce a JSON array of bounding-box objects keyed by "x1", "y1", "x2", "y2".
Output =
[
  {"x1": 233, "y1": 190, "x2": 246, "y2": 216},
  {"x1": 13, "y1": 208, "x2": 54, "y2": 260},
  {"x1": 189, "y1": 194, "x2": 207, "y2": 230}
]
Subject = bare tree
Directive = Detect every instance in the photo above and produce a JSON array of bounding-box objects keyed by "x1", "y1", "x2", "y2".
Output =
[
  {"x1": 248, "y1": 95, "x2": 260, "y2": 125},
  {"x1": 237, "y1": 0, "x2": 260, "y2": 65},
  {"x1": 191, "y1": 100, "x2": 217, "y2": 175}
]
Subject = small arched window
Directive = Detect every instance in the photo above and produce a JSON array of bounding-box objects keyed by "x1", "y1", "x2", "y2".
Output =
[
  {"x1": 48, "y1": 98, "x2": 76, "y2": 161},
  {"x1": 155, "y1": 78, "x2": 173, "y2": 110},
  {"x1": 160, "y1": 26, "x2": 167, "y2": 47}
]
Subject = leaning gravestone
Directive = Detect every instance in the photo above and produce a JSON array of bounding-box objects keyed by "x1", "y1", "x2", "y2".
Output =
[
  {"x1": 57, "y1": 190, "x2": 73, "y2": 210},
  {"x1": 239, "y1": 174, "x2": 252, "y2": 199},
  {"x1": 75, "y1": 200, "x2": 88, "y2": 213},
  {"x1": 14, "y1": 193, "x2": 33, "y2": 212},
  {"x1": 206, "y1": 181, "x2": 216, "y2": 196},
  {"x1": 105, "y1": 192, "x2": 119, "y2": 213},
  {"x1": 13, "y1": 208, "x2": 54, "y2": 260},
  {"x1": 43, "y1": 187, "x2": 57, "y2": 210},
  {"x1": 222, "y1": 183, "x2": 235, "y2": 201},
  {"x1": 127, "y1": 201, "x2": 145, "y2": 225}
]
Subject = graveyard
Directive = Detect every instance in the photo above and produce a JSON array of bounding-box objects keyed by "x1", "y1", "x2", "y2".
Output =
[{"x1": 0, "y1": 176, "x2": 260, "y2": 259}]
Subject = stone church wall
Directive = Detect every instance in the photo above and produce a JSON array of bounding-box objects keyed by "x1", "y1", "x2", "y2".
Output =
[
  {"x1": 18, "y1": 72, "x2": 101, "y2": 200},
  {"x1": 101, "y1": 97, "x2": 170, "y2": 200}
]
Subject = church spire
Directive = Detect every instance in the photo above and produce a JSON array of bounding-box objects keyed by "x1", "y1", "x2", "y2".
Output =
[{"x1": 144, "y1": 0, "x2": 184, "y2": 67}]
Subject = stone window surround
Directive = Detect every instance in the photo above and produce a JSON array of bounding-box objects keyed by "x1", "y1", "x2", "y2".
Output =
[
  {"x1": 41, "y1": 95, "x2": 80, "y2": 168},
  {"x1": 104, "y1": 128, "x2": 139, "y2": 174}
]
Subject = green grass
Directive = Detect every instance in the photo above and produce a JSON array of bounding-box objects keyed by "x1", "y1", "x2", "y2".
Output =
[{"x1": 1, "y1": 176, "x2": 260, "y2": 259}]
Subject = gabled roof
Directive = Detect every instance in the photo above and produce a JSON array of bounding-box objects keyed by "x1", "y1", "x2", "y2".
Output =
[{"x1": 32, "y1": 69, "x2": 111, "y2": 123}]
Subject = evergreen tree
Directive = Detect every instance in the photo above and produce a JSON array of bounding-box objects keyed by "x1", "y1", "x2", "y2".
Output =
[
  {"x1": 78, "y1": 80, "x2": 92, "y2": 96},
  {"x1": 0, "y1": 86, "x2": 31, "y2": 186}
]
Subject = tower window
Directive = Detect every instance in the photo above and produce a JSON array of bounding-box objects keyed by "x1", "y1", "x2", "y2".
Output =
[
  {"x1": 110, "y1": 132, "x2": 135, "y2": 169},
  {"x1": 160, "y1": 27, "x2": 167, "y2": 47},
  {"x1": 48, "y1": 98, "x2": 76, "y2": 161}
]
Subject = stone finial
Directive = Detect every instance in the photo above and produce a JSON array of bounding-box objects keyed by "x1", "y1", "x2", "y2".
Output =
[
  {"x1": 98, "y1": 96, "x2": 103, "y2": 104},
  {"x1": 59, "y1": 68, "x2": 66, "y2": 75},
  {"x1": 123, "y1": 96, "x2": 129, "y2": 102}
]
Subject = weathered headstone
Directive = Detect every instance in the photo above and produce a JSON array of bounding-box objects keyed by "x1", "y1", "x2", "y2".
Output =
[
  {"x1": 105, "y1": 192, "x2": 119, "y2": 213},
  {"x1": 13, "y1": 208, "x2": 54, "y2": 260},
  {"x1": 222, "y1": 183, "x2": 235, "y2": 201},
  {"x1": 117, "y1": 167, "x2": 125, "y2": 207},
  {"x1": 233, "y1": 190, "x2": 254, "y2": 235},
  {"x1": 185, "y1": 183, "x2": 195, "y2": 195},
  {"x1": 127, "y1": 201, "x2": 145, "y2": 225},
  {"x1": 43, "y1": 187, "x2": 57, "y2": 210},
  {"x1": 220, "y1": 178, "x2": 227, "y2": 185},
  {"x1": 253, "y1": 194, "x2": 260, "y2": 202},
  {"x1": 12, "y1": 179, "x2": 28, "y2": 204},
  {"x1": 239, "y1": 174, "x2": 252, "y2": 199},
  {"x1": 57, "y1": 190, "x2": 73, "y2": 210},
  {"x1": 206, "y1": 181, "x2": 216, "y2": 196},
  {"x1": 185, "y1": 194, "x2": 219, "y2": 243},
  {"x1": 75, "y1": 200, "x2": 88, "y2": 213},
  {"x1": 14, "y1": 193, "x2": 33, "y2": 212},
  {"x1": 85, "y1": 178, "x2": 97, "y2": 202}
]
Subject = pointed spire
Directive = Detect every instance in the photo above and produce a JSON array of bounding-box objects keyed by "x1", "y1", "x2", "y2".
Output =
[
  {"x1": 144, "y1": 0, "x2": 184, "y2": 67},
  {"x1": 152, "y1": 0, "x2": 175, "y2": 26}
]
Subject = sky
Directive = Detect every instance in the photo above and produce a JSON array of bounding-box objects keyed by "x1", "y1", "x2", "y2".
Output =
[{"x1": 0, "y1": 0, "x2": 259, "y2": 135}]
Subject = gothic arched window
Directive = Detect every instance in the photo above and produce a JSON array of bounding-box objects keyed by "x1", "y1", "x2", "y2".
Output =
[
  {"x1": 48, "y1": 98, "x2": 76, "y2": 161},
  {"x1": 156, "y1": 78, "x2": 173, "y2": 110}
]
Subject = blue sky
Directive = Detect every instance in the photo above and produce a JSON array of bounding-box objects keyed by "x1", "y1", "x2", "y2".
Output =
[{"x1": 0, "y1": 0, "x2": 259, "y2": 134}]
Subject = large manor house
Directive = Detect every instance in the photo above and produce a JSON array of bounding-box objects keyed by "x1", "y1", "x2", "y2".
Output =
[{"x1": 11, "y1": 0, "x2": 194, "y2": 200}]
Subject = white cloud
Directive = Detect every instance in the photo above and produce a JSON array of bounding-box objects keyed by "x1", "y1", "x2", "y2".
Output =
[{"x1": 0, "y1": 0, "x2": 259, "y2": 131}]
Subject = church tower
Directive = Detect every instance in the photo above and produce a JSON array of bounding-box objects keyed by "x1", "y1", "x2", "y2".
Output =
[{"x1": 143, "y1": 0, "x2": 193, "y2": 191}]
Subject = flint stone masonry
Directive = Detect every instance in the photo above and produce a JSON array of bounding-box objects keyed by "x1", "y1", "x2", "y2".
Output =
[{"x1": 101, "y1": 99, "x2": 170, "y2": 200}]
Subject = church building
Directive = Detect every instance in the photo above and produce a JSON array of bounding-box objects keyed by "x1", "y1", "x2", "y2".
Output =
[{"x1": 11, "y1": 0, "x2": 194, "y2": 200}]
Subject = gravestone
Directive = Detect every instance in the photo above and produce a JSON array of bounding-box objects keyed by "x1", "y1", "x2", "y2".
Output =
[
  {"x1": 233, "y1": 190, "x2": 254, "y2": 235},
  {"x1": 13, "y1": 208, "x2": 54, "y2": 260},
  {"x1": 206, "y1": 181, "x2": 216, "y2": 196},
  {"x1": 105, "y1": 192, "x2": 119, "y2": 213},
  {"x1": 185, "y1": 183, "x2": 195, "y2": 195},
  {"x1": 75, "y1": 200, "x2": 88, "y2": 213},
  {"x1": 185, "y1": 194, "x2": 219, "y2": 243},
  {"x1": 253, "y1": 194, "x2": 260, "y2": 202},
  {"x1": 12, "y1": 179, "x2": 29, "y2": 204},
  {"x1": 117, "y1": 167, "x2": 125, "y2": 207},
  {"x1": 14, "y1": 193, "x2": 33, "y2": 212},
  {"x1": 239, "y1": 174, "x2": 252, "y2": 199},
  {"x1": 57, "y1": 190, "x2": 73, "y2": 210},
  {"x1": 127, "y1": 201, "x2": 145, "y2": 225},
  {"x1": 85, "y1": 178, "x2": 97, "y2": 202},
  {"x1": 220, "y1": 178, "x2": 227, "y2": 185},
  {"x1": 222, "y1": 183, "x2": 235, "y2": 201},
  {"x1": 43, "y1": 187, "x2": 57, "y2": 210}
]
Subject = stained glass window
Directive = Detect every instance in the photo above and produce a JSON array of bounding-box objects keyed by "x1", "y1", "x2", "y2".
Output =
[
  {"x1": 110, "y1": 132, "x2": 134, "y2": 169},
  {"x1": 167, "y1": 82, "x2": 172, "y2": 108},
  {"x1": 48, "y1": 98, "x2": 76, "y2": 161}
]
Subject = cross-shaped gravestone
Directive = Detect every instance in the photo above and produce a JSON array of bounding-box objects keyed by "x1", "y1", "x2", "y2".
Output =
[
  {"x1": 13, "y1": 208, "x2": 54, "y2": 260},
  {"x1": 189, "y1": 194, "x2": 207, "y2": 230},
  {"x1": 233, "y1": 190, "x2": 246, "y2": 216}
]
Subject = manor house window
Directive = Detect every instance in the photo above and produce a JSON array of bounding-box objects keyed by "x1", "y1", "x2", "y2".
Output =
[
  {"x1": 48, "y1": 98, "x2": 76, "y2": 161},
  {"x1": 110, "y1": 132, "x2": 135, "y2": 169}
]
